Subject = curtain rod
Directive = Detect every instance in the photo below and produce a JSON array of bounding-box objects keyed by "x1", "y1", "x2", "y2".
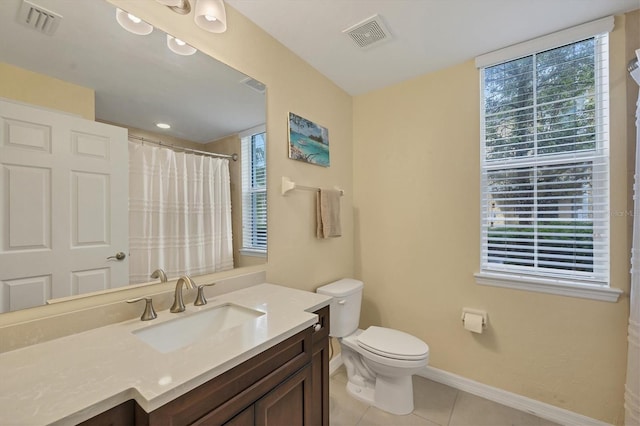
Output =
[{"x1": 128, "y1": 135, "x2": 238, "y2": 161}]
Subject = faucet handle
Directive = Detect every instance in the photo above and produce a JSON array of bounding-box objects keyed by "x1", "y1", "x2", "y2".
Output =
[
  {"x1": 127, "y1": 297, "x2": 158, "y2": 321},
  {"x1": 194, "y1": 283, "x2": 217, "y2": 306},
  {"x1": 150, "y1": 269, "x2": 168, "y2": 283}
]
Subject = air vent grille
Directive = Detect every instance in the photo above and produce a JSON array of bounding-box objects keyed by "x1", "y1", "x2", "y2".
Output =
[
  {"x1": 17, "y1": 0, "x2": 62, "y2": 36},
  {"x1": 343, "y1": 15, "x2": 392, "y2": 49},
  {"x1": 241, "y1": 77, "x2": 266, "y2": 93}
]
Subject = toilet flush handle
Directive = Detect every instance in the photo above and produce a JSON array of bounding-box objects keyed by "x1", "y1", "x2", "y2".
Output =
[{"x1": 338, "y1": 299, "x2": 346, "y2": 305}]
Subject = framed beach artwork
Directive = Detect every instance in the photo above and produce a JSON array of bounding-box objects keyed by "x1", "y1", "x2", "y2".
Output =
[{"x1": 288, "y1": 112, "x2": 330, "y2": 167}]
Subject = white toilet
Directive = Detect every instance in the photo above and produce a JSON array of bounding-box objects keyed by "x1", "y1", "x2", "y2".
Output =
[{"x1": 317, "y1": 278, "x2": 429, "y2": 415}]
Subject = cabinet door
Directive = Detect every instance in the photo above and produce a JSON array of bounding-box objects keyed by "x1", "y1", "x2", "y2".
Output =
[
  {"x1": 255, "y1": 365, "x2": 312, "y2": 426},
  {"x1": 223, "y1": 405, "x2": 254, "y2": 426},
  {"x1": 311, "y1": 342, "x2": 329, "y2": 426},
  {"x1": 311, "y1": 306, "x2": 330, "y2": 426}
]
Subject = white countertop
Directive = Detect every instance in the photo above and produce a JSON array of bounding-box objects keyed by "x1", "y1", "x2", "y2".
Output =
[{"x1": 0, "y1": 283, "x2": 331, "y2": 425}]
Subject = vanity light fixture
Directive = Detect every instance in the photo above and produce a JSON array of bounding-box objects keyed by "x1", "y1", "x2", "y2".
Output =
[
  {"x1": 115, "y1": 8, "x2": 153, "y2": 35},
  {"x1": 167, "y1": 34, "x2": 197, "y2": 55},
  {"x1": 156, "y1": 123, "x2": 171, "y2": 129},
  {"x1": 194, "y1": 0, "x2": 227, "y2": 33}
]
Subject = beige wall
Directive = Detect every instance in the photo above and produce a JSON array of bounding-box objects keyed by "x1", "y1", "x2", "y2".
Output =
[
  {"x1": 353, "y1": 12, "x2": 638, "y2": 425},
  {"x1": 124, "y1": 125, "x2": 206, "y2": 151},
  {"x1": 0, "y1": 62, "x2": 95, "y2": 120}
]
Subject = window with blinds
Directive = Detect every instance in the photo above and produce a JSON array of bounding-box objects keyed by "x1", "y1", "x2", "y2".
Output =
[
  {"x1": 479, "y1": 33, "x2": 610, "y2": 286},
  {"x1": 241, "y1": 127, "x2": 267, "y2": 254}
]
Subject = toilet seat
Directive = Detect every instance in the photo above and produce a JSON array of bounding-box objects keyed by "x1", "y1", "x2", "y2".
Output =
[{"x1": 357, "y1": 326, "x2": 429, "y2": 361}]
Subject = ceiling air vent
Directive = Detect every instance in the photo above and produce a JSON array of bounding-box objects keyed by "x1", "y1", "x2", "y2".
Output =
[
  {"x1": 343, "y1": 14, "x2": 392, "y2": 49},
  {"x1": 17, "y1": 0, "x2": 62, "y2": 36},
  {"x1": 240, "y1": 77, "x2": 266, "y2": 94}
]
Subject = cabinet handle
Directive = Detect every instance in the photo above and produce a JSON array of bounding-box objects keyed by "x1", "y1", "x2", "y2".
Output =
[{"x1": 314, "y1": 323, "x2": 322, "y2": 332}]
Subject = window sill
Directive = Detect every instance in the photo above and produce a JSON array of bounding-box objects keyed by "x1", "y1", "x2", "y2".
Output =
[
  {"x1": 474, "y1": 272, "x2": 622, "y2": 302},
  {"x1": 240, "y1": 248, "x2": 267, "y2": 258}
]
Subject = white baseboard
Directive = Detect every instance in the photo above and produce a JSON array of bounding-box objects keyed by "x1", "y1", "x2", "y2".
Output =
[
  {"x1": 418, "y1": 367, "x2": 611, "y2": 426},
  {"x1": 329, "y1": 355, "x2": 609, "y2": 426}
]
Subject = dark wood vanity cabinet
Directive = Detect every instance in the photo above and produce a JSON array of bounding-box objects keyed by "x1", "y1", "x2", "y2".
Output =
[
  {"x1": 310, "y1": 305, "x2": 330, "y2": 426},
  {"x1": 80, "y1": 306, "x2": 330, "y2": 426},
  {"x1": 79, "y1": 400, "x2": 135, "y2": 426}
]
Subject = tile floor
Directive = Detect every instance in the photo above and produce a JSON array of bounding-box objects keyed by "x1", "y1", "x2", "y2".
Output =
[{"x1": 329, "y1": 366, "x2": 563, "y2": 426}]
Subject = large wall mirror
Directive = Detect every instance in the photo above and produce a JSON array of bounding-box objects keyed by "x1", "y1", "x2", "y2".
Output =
[{"x1": 0, "y1": 0, "x2": 267, "y2": 314}]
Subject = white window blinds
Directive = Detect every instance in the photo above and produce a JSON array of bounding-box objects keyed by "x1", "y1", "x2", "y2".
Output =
[
  {"x1": 241, "y1": 126, "x2": 267, "y2": 253},
  {"x1": 479, "y1": 27, "x2": 610, "y2": 286}
]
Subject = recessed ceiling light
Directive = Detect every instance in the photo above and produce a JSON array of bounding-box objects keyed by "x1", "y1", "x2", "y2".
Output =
[{"x1": 156, "y1": 123, "x2": 171, "y2": 129}]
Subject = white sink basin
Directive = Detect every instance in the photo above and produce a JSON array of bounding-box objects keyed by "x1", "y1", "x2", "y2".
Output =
[{"x1": 132, "y1": 303, "x2": 265, "y2": 353}]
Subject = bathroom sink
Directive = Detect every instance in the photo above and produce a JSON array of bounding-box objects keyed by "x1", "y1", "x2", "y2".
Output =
[{"x1": 132, "y1": 303, "x2": 265, "y2": 353}]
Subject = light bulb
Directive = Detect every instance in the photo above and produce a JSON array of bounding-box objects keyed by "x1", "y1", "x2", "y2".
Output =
[
  {"x1": 166, "y1": 34, "x2": 197, "y2": 56},
  {"x1": 127, "y1": 13, "x2": 142, "y2": 24},
  {"x1": 204, "y1": 15, "x2": 217, "y2": 22}
]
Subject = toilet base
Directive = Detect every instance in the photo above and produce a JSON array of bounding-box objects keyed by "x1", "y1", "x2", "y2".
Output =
[
  {"x1": 345, "y1": 374, "x2": 414, "y2": 415},
  {"x1": 373, "y1": 374, "x2": 414, "y2": 415},
  {"x1": 346, "y1": 380, "x2": 375, "y2": 407}
]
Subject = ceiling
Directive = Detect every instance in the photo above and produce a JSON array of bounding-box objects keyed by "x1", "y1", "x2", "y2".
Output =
[
  {"x1": 0, "y1": 0, "x2": 265, "y2": 143},
  {"x1": 226, "y1": 0, "x2": 640, "y2": 95},
  {"x1": 1, "y1": 0, "x2": 636, "y2": 140}
]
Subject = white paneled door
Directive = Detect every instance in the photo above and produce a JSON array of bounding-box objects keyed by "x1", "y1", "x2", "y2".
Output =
[{"x1": 0, "y1": 99, "x2": 128, "y2": 313}]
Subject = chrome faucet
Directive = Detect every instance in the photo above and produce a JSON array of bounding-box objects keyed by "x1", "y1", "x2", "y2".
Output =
[
  {"x1": 170, "y1": 276, "x2": 196, "y2": 313},
  {"x1": 151, "y1": 268, "x2": 168, "y2": 283}
]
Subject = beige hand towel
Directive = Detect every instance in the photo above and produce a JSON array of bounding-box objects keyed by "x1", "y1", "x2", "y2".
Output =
[{"x1": 316, "y1": 189, "x2": 342, "y2": 238}]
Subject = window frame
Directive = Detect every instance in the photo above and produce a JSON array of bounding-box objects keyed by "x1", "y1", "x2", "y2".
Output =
[
  {"x1": 474, "y1": 17, "x2": 621, "y2": 302},
  {"x1": 240, "y1": 125, "x2": 267, "y2": 256}
]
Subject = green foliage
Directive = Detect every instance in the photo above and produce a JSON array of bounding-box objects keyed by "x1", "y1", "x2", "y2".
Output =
[
  {"x1": 484, "y1": 38, "x2": 596, "y2": 161},
  {"x1": 488, "y1": 221, "x2": 594, "y2": 272}
]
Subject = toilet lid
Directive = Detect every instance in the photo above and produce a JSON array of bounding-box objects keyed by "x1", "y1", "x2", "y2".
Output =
[{"x1": 357, "y1": 326, "x2": 429, "y2": 360}]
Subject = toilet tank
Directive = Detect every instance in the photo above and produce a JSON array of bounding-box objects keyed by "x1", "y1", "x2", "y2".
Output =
[{"x1": 316, "y1": 279, "x2": 363, "y2": 338}]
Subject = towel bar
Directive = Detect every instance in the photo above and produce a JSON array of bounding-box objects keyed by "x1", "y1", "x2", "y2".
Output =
[{"x1": 281, "y1": 176, "x2": 344, "y2": 196}]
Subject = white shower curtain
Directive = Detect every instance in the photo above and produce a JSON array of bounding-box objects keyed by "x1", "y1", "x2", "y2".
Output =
[
  {"x1": 626, "y1": 49, "x2": 640, "y2": 426},
  {"x1": 128, "y1": 141, "x2": 234, "y2": 284}
]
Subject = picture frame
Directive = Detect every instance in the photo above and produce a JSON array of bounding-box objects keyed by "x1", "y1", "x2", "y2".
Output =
[{"x1": 287, "y1": 112, "x2": 330, "y2": 167}]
